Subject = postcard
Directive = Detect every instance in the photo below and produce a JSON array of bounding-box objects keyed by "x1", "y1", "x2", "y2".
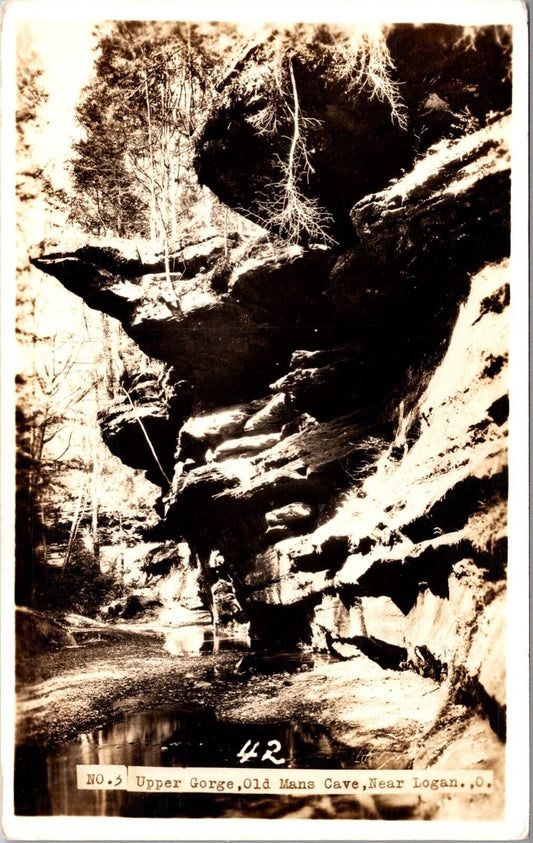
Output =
[{"x1": 1, "y1": 0, "x2": 529, "y2": 839}]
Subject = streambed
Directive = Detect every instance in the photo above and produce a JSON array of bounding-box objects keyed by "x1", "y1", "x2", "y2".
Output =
[
  {"x1": 16, "y1": 705, "x2": 371, "y2": 817},
  {"x1": 15, "y1": 620, "x2": 502, "y2": 820}
]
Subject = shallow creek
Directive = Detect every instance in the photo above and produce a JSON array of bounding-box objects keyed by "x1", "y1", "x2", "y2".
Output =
[{"x1": 15, "y1": 623, "x2": 372, "y2": 818}]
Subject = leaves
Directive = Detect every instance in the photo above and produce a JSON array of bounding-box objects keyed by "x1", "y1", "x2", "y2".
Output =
[
  {"x1": 230, "y1": 24, "x2": 408, "y2": 244},
  {"x1": 66, "y1": 21, "x2": 235, "y2": 244}
]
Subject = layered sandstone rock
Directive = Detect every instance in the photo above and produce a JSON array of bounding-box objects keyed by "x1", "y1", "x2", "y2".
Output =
[{"x1": 32, "y1": 25, "x2": 511, "y2": 743}]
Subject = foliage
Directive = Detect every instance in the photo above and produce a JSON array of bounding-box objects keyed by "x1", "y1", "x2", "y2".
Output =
[
  {"x1": 234, "y1": 24, "x2": 408, "y2": 245},
  {"x1": 65, "y1": 22, "x2": 408, "y2": 248},
  {"x1": 33, "y1": 540, "x2": 121, "y2": 617},
  {"x1": 253, "y1": 54, "x2": 336, "y2": 246},
  {"x1": 16, "y1": 30, "x2": 178, "y2": 611},
  {"x1": 15, "y1": 40, "x2": 65, "y2": 605},
  {"x1": 66, "y1": 21, "x2": 238, "y2": 245},
  {"x1": 16, "y1": 49, "x2": 48, "y2": 174},
  {"x1": 317, "y1": 25, "x2": 408, "y2": 129}
]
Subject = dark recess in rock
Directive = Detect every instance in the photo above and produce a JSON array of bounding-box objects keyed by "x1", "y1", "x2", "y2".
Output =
[
  {"x1": 401, "y1": 471, "x2": 508, "y2": 545},
  {"x1": 482, "y1": 536, "x2": 507, "y2": 582},
  {"x1": 482, "y1": 354, "x2": 506, "y2": 379},
  {"x1": 246, "y1": 598, "x2": 320, "y2": 651},
  {"x1": 97, "y1": 371, "x2": 193, "y2": 486},
  {"x1": 453, "y1": 666, "x2": 507, "y2": 741},
  {"x1": 487, "y1": 394, "x2": 509, "y2": 426},
  {"x1": 474, "y1": 283, "x2": 510, "y2": 323},
  {"x1": 295, "y1": 535, "x2": 350, "y2": 575},
  {"x1": 99, "y1": 409, "x2": 176, "y2": 485},
  {"x1": 336, "y1": 634, "x2": 408, "y2": 671},
  {"x1": 339, "y1": 541, "x2": 470, "y2": 615}
]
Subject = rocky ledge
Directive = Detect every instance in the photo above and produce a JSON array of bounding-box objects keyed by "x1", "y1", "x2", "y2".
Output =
[{"x1": 195, "y1": 24, "x2": 510, "y2": 244}]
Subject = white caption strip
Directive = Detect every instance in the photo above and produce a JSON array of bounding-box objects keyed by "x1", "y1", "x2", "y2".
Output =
[{"x1": 77, "y1": 765, "x2": 494, "y2": 795}]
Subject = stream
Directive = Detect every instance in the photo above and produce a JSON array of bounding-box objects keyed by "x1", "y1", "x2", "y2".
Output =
[{"x1": 15, "y1": 624, "x2": 370, "y2": 818}]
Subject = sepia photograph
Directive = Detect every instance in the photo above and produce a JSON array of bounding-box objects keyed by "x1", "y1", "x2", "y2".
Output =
[{"x1": 1, "y1": 0, "x2": 529, "y2": 838}]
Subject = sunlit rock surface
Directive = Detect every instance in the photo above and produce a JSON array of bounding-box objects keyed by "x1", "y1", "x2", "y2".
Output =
[{"x1": 32, "y1": 239, "x2": 347, "y2": 407}]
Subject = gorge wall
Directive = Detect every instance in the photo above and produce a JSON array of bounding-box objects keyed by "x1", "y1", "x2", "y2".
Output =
[{"x1": 32, "y1": 24, "x2": 511, "y2": 739}]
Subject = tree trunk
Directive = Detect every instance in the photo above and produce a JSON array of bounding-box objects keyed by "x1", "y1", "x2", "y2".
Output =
[
  {"x1": 117, "y1": 512, "x2": 125, "y2": 586},
  {"x1": 100, "y1": 313, "x2": 117, "y2": 398},
  {"x1": 62, "y1": 483, "x2": 86, "y2": 580},
  {"x1": 90, "y1": 426, "x2": 100, "y2": 569},
  {"x1": 143, "y1": 69, "x2": 158, "y2": 247}
]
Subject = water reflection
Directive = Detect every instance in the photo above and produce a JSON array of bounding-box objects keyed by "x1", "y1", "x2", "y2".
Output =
[
  {"x1": 163, "y1": 626, "x2": 251, "y2": 656},
  {"x1": 15, "y1": 706, "x2": 368, "y2": 818},
  {"x1": 234, "y1": 651, "x2": 315, "y2": 675}
]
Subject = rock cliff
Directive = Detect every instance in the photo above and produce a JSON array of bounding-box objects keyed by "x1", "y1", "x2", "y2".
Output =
[
  {"x1": 195, "y1": 23, "x2": 511, "y2": 243},
  {"x1": 32, "y1": 24, "x2": 510, "y2": 748}
]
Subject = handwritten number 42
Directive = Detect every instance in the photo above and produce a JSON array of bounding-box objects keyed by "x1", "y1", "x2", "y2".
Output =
[{"x1": 237, "y1": 739, "x2": 285, "y2": 765}]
